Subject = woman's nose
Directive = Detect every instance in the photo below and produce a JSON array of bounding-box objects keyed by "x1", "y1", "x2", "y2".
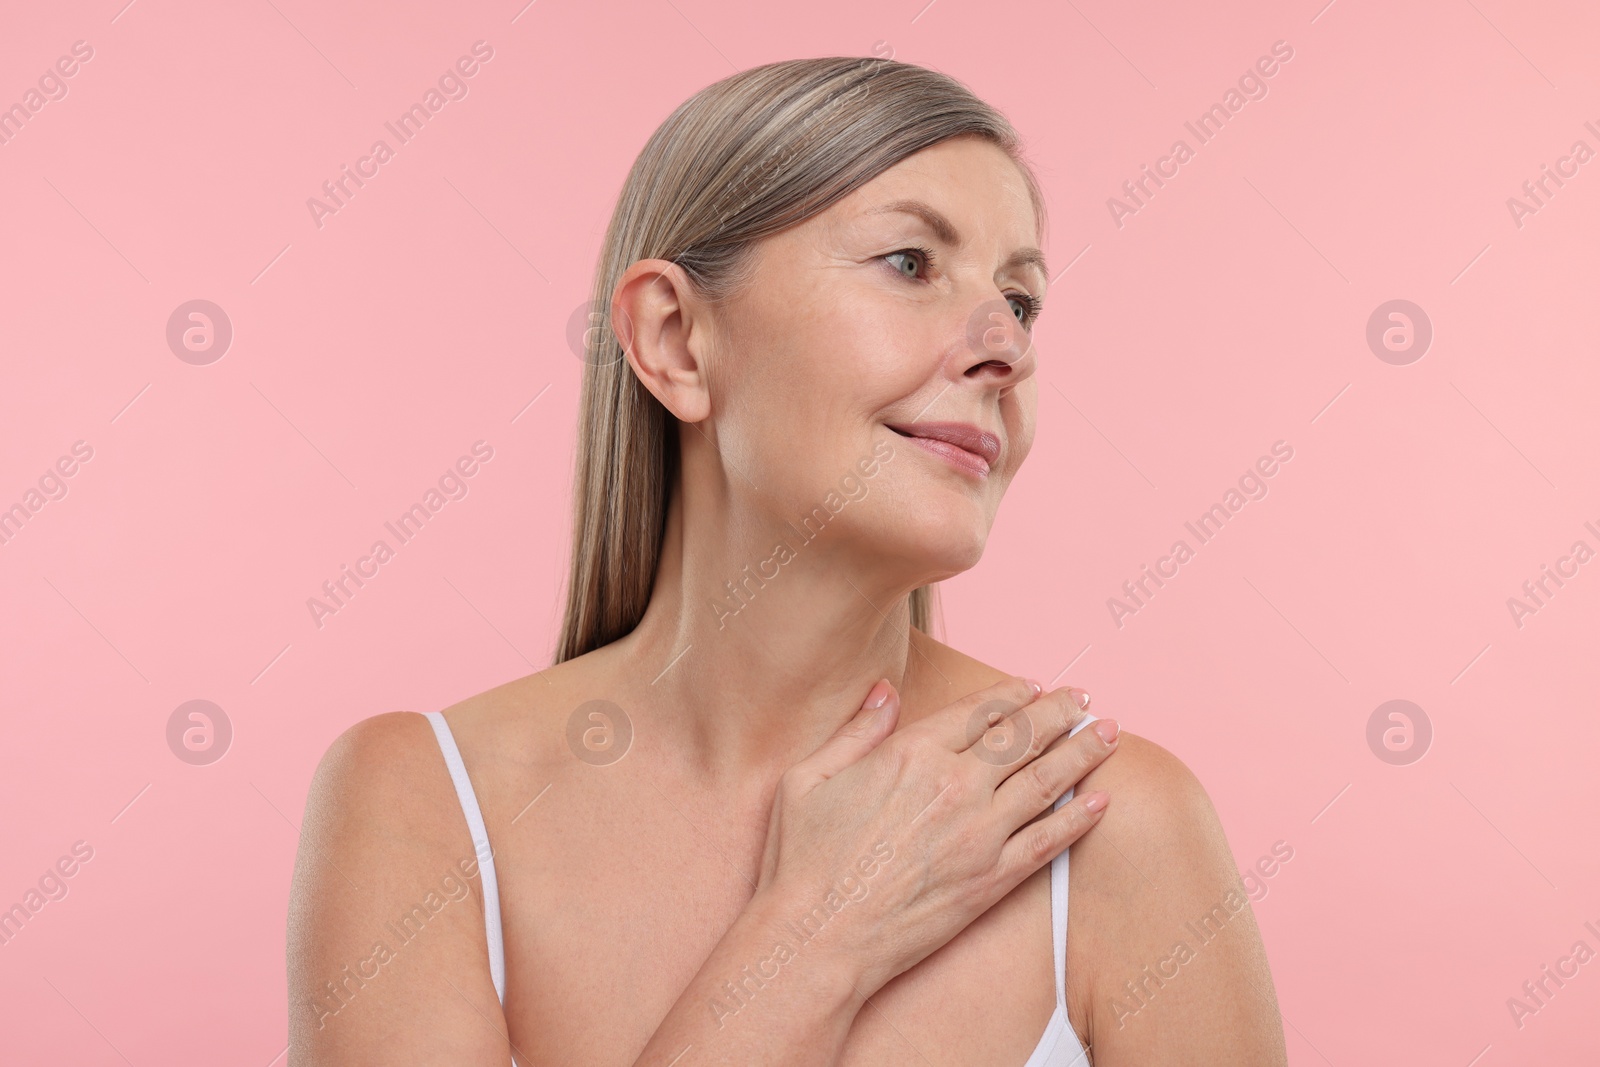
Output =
[{"x1": 959, "y1": 296, "x2": 1037, "y2": 384}]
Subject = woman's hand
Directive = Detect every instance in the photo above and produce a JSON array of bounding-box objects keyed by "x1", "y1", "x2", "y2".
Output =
[{"x1": 748, "y1": 675, "x2": 1118, "y2": 1000}]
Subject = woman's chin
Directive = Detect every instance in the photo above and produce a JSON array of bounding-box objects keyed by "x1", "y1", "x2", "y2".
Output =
[{"x1": 883, "y1": 532, "x2": 988, "y2": 581}]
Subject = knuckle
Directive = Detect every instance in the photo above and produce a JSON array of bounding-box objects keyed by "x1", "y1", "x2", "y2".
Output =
[
  {"x1": 935, "y1": 770, "x2": 970, "y2": 808},
  {"x1": 1021, "y1": 718, "x2": 1050, "y2": 760},
  {"x1": 1022, "y1": 820, "x2": 1056, "y2": 864},
  {"x1": 1075, "y1": 725, "x2": 1109, "y2": 765},
  {"x1": 956, "y1": 868, "x2": 994, "y2": 912},
  {"x1": 909, "y1": 762, "x2": 968, "y2": 815},
  {"x1": 895, "y1": 728, "x2": 937, "y2": 763},
  {"x1": 876, "y1": 730, "x2": 913, "y2": 771},
  {"x1": 976, "y1": 677, "x2": 1032, "y2": 715},
  {"x1": 1049, "y1": 687, "x2": 1084, "y2": 731},
  {"x1": 1021, "y1": 758, "x2": 1058, "y2": 807},
  {"x1": 951, "y1": 819, "x2": 986, "y2": 861}
]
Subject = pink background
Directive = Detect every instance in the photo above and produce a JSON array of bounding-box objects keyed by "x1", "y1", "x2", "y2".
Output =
[{"x1": 2, "y1": 0, "x2": 1597, "y2": 1062}]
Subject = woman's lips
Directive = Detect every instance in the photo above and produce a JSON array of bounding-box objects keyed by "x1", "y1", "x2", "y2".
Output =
[{"x1": 889, "y1": 425, "x2": 985, "y2": 476}]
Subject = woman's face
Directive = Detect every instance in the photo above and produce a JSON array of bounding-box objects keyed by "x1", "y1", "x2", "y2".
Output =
[{"x1": 703, "y1": 134, "x2": 1046, "y2": 583}]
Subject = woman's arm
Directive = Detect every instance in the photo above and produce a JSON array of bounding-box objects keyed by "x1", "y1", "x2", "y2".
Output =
[
  {"x1": 626, "y1": 886, "x2": 869, "y2": 1066},
  {"x1": 287, "y1": 712, "x2": 514, "y2": 1066},
  {"x1": 1069, "y1": 733, "x2": 1289, "y2": 1065}
]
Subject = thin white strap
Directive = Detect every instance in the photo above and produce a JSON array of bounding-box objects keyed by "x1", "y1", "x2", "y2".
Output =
[
  {"x1": 1049, "y1": 711, "x2": 1098, "y2": 1012},
  {"x1": 424, "y1": 711, "x2": 507, "y2": 1005}
]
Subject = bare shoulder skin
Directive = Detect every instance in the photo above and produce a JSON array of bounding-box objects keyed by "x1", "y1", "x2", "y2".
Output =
[
  {"x1": 1065, "y1": 725, "x2": 1289, "y2": 1064},
  {"x1": 287, "y1": 653, "x2": 653, "y2": 1066},
  {"x1": 286, "y1": 710, "x2": 515, "y2": 1065}
]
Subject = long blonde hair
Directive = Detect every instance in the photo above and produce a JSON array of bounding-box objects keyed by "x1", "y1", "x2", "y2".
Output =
[{"x1": 555, "y1": 56, "x2": 1047, "y2": 664}]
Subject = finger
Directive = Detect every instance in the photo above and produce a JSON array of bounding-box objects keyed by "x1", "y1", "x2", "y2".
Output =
[
  {"x1": 962, "y1": 686, "x2": 1088, "y2": 784},
  {"x1": 794, "y1": 678, "x2": 901, "y2": 784},
  {"x1": 995, "y1": 787, "x2": 1110, "y2": 887},
  {"x1": 914, "y1": 675, "x2": 1042, "y2": 753},
  {"x1": 991, "y1": 715, "x2": 1119, "y2": 831}
]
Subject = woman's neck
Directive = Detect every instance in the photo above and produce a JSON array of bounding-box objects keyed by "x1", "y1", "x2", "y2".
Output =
[{"x1": 609, "y1": 473, "x2": 934, "y2": 784}]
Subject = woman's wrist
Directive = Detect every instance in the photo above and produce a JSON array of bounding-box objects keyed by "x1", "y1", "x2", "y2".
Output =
[
  {"x1": 740, "y1": 883, "x2": 879, "y2": 1012},
  {"x1": 630, "y1": 886, "x2": 869, "y2": 1066}
]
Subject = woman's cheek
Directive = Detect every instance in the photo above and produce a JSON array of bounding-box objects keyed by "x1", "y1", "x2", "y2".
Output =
[
  {"x1": 1002, "y1": 437, "x2": 1033, "y2": 484},
  {"x1": 1004, "y1": 388, "x2": 1037, "y2": 465}
]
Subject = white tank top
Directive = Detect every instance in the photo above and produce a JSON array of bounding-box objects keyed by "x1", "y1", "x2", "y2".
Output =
[{"x1": 425, "y1": 709, "x2": 1095, "y2": 1065}]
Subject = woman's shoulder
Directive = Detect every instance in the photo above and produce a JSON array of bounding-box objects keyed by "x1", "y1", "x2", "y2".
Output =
[
  {"x1": 304, "y1": 650, "x2": 628, "y2": 857},
  {"x1": 301, "y1": 675, "x2": 556, "y2": 792},
  {"x1": 296, "y1": 656, "x2": 606, "y2": 870},
  {"x1": 289, "y1": 710, "x2": 517, "y2": 1058},
  {"x1": 918, "y1": 631, "x2": 1236, "y2": 931},
  {"x1": 298, "y1": 709, "x2": 462, "y2": 842}
]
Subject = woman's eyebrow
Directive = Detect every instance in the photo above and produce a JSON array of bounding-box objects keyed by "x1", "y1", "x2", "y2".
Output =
[{"x1": 863, "y1": 198, "x2": 1050, "y2": 287}]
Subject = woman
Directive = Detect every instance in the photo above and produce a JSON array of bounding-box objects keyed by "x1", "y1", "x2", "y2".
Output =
[{"x1": 288, "y1": 57, "x2": 1287, "y2": 1065}]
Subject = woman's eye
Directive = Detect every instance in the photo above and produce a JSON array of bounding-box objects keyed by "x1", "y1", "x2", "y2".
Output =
[
  {"x1": 1008, "y1": 294, "x2": 1043, "y2": 328},
  {"x1": 884, "y1": 249, "x2": 927, "y2": 279}
]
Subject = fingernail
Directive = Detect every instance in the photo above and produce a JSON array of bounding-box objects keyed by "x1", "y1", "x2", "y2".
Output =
[
  {"x1": 1093, "y1": 719, "x2": 1120, "y2": 745},
  {"x1": 1073, "y1": 689, "x2": 1091, "y2": 710},
  {"x1": 1023, "y1": 677, "x2": 1043, "y2": 696},
  {"x1": 1084, "y1": 791, "x2": 1109, "y2": 813},
  {"x1": 864, "y1": 678, "x2": 891, "y2": 710}
]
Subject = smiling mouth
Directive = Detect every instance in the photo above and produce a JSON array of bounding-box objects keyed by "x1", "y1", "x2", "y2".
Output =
[{"x1": 884, "y1": 422, "x2": 1000, "y2": 477}]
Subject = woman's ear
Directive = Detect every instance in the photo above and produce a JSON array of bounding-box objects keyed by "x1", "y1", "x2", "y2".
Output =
[{"x1": 611, "y1": 260, "x2": 712, "y2": 423}]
